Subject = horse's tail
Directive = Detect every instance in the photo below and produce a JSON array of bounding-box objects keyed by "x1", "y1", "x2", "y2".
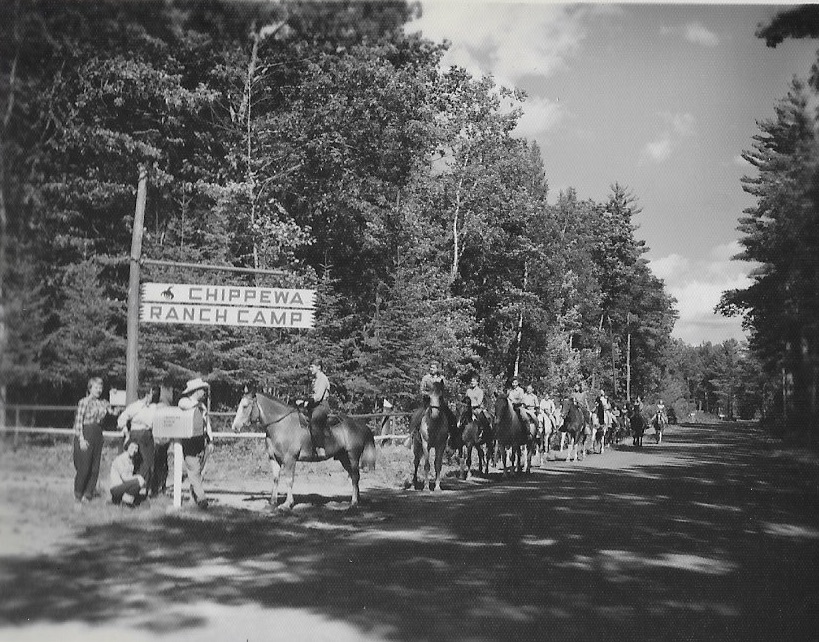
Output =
[{"x1": 360, "y1": 426, "x2": 377, "y2": 472}]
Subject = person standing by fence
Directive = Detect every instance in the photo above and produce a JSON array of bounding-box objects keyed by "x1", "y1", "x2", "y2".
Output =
[
  {"x1": 73, "y1": 376, "x2": 120, "y2": 504},
  {"x1": 117, "y1": 384, "x2": 162, "y2": 494},
  {"x1": 177, "y1": 378, "x2": 212, "y2": 509}
]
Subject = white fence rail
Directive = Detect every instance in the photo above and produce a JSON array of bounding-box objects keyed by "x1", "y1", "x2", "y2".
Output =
[{"x1": 0, "y1": 405, "x2": 412, "y2": 445}]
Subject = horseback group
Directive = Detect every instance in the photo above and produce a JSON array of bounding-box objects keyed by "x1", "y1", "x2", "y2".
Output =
[{"x1": 229, "y1": 358, "x2": 671, "y2": 507}]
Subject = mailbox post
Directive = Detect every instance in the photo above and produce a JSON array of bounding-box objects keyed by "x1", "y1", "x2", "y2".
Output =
[{"x1": 153, "y1": 407, "x2": 205, "y2": 508}]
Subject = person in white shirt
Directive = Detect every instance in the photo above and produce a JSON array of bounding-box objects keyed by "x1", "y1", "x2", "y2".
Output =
[
  {"x1": 177, "y1": 377, "x2": 212, "y2": 509},
  {"x1": 117, "y1": 384, "x2": 161, "y2": 493},
  {"x1": 109, "y1": 439, "x2": 146, "y2": 506},
  {"x1": 308, "y1": 361, "x2": 331, "y2": 457},
  {"x1": 521, "y1": 384, "x2": 539, "y2": 428}
]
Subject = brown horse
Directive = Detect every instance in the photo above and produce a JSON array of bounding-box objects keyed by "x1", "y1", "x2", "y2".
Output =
[
  {"x1": 231, "y1": 392, "x2": 376, "y2": 509},
  {"x1": 454, "y1": 400, "x2": 494, "y2": 478},
  {"x1": 493, "y1": 394, "x2": 535, "y2": 475},
  {"x1": 558, "y1": 399, "x2": 590, "y2": 462},
  {"x1": 411, "y1": 381, "x2": 450, "y2": 491}
]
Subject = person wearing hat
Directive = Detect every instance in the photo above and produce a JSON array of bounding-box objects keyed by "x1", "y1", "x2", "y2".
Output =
[
  {"x1": 307, "y1": 361, "x2": 331, "y2": 458},
  {"x1": 109, "y1": 438, "x2": 146, "y2": 506},
  {"x1": 177, "y1": 377, "x2": 212, "y2": 509}
]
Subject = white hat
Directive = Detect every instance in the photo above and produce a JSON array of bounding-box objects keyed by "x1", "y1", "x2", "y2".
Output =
[{"x1": 182, "y1": 377, "x2": 209, "y2": 396}]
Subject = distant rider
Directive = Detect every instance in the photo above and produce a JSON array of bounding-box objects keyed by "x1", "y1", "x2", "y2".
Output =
[{"x1": 307, "y1": 360, "x2": 331, "y2": 458}]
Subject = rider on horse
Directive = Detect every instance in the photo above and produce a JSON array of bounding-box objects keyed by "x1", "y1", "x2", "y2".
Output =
[
  {"x1": 307, "y1": 360, "x2": 331, "y2": 458},
  {"x1": 656, "y1": 399, "x2": 667, "y2": 423},
  {"x1": 464, "y1": 374, "x2": 489, "y2": 438},
  {"x1": 572, "y1": 383, "x2": 590, "y2": 413},
  {"x1": 596, "y1": 389, "x2": 610, "y2": 426},
  {"x1": 508, "y1": 377, "x2": 537, "y2": 432},
  {"x1": 410, "y1": 362, "x2": 457, "y2": 442}
]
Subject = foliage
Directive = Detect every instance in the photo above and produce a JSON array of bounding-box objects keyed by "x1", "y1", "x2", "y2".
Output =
[{"x1": 1, "y1": 0, "x2": 677, "y2": 413}]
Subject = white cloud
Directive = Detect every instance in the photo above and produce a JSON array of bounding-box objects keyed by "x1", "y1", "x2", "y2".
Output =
[
  {"x1": 649, "y1": 253, "x2": 690, "y2": 281},
  {"x1": 649, "y1": 243, "x2": 755, "y2": 344},
  {"x1": 411, "y1": 2, "x2": 611, "y2": 88},
  {"x1": 685, "y1": 22, "x2": 720, "y2": 47},
  {"x1": 514, "y1": 96, "x2": 565, "y2": 138},
  {"x1": 640, "y1": 112, "x2": 696, "y2": 164},
  {"x1": 667, "y1": 112, "x2": 696, "y2": 137},
  {"x1": 642, "y1": 137, "x2": 673, "y2": 163}
]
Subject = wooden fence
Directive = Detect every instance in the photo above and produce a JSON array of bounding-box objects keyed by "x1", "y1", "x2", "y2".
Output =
[{"x1": 0, "y1": 404, "x2": 413, "y2": 445}]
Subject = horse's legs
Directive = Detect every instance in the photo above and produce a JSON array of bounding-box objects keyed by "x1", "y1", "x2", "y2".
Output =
[
  {"x1": 423, "y1": 442, "x2": 432, "y2": 492},
  {"x1": 433, "y1": 446, "x2": 445, "y2": 491},
  {"x1": 266, "y1": 438, "x2": 281, "y2": 507},
  {"x1": 560, "y1": 431, "x2": 566, "y2": 452},
  {"x1": 338, "y1": 451, "x2": 360, "y2": 508},
  {"x1": 279, "y1": 457, "x2": 297, "y2": 509}
]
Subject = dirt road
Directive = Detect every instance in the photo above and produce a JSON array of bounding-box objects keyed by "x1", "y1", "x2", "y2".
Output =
[{"x1": 1, "y1": 423, "x2": 817, "y2": 641}]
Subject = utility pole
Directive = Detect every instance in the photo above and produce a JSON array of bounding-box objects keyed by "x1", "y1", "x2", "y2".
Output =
[
  {"x1": 126, "y1": 166, "x2": 148, "y2": 404},
  {"x1": 626, "y1": 312, "x2": 632, "y2": 402},
  {"x1": 608, "y1": 316, "x2": 617, "y2": 396}
]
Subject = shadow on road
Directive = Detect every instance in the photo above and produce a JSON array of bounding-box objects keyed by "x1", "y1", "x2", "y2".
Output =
[{"x1": 1, "y1": 424, "x2": 818, "y2": 640}]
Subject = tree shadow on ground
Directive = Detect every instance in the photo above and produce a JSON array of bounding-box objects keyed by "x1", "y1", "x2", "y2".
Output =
[{"x1": 1, "y1": 425, "x2": 818, "y2": 641}]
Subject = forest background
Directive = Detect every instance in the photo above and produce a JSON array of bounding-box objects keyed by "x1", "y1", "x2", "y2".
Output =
[{"x1": 0, "y1": 1, "x2": 814, "y2": 439}]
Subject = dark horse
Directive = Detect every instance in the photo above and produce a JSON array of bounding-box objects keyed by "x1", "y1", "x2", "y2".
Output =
[
  {"x1": 453, "y1": 400, "x2": 494, "y2": 477},
  {"x1": 231, "y1": 392, "x2": 376, "y2": 509},
  {"x1": 627, "y1": 403, "x2": 648, "y2": 447},
  {"x1": 493, "y1": 394, "x2": 535, "y2": 475},
  {"x1": 411, "y1": 381, "x2": 451, "y2": 491},
  {"x1": 559, "y1": 399, "x2": 590, "y2": 462}
]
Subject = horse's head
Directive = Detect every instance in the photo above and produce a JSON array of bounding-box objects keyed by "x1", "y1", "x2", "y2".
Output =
[
  {"x1": 231, "y1": 392, "x2": 260, "y2": 431},
  {"x1": 430, "y1": 380, "x2": 445, "y2": 401},
  {"x1": 459, "y1": 399, "x2": 474, "y2": 427}
]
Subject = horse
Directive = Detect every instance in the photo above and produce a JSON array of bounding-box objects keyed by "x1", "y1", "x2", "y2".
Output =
[
  {"x1": 627, "y1": 403, "x2": 648, "y2": 447},
  {"x1": 536, "y1": 408, "x2": 557, "y2": 464},
  {"x1": 558, "y1": 399, "x2": 590, "y2": 462},
  {"x1": 493, "y1": 395, "x2": 536, "y2": 475},
  {"x1": 652, "y1": 411, "x2": 668, "y2": 444},
  {"x1": 611, "y1": 406, "x2": 629, "y2": 445},
  {"x1": 454, "y1": 400, "x2": 493, "y2": 477},
  {"x1": 231, "y1": 392, "x2": 376, "y2": 509},
  {"x1": 592, "y1": 404, "x2": 612, "y2": 454},
  {"x1": 410, "y1": 381, "x2": 451, "y2": 491}
]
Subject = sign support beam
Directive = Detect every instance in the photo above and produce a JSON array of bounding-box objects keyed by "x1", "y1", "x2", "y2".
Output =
[{"x1": 126, "y1": 166, "x2": 148, "y2": 405}]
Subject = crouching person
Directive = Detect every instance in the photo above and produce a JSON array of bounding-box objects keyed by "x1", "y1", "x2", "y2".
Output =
[{"x1": 110, "y1": 439, "x2": 146, "y2": 506}]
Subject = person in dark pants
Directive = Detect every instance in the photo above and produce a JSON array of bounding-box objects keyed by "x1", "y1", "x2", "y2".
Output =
[
  {"x1": 306, "y1": 360, "x2": 331, "y2": 457},
  {"x1": 109, "y1": 439, "x2": 146, "y2": 506},
  {"x1": 72, "y1": 376, "x2": 120, "y2": 504},
  {"x1": 117, "y1": 384, "x2": 163, "y2": 493},
  {"x1": 178, "y1": 377, "x2": 212, "y2": 509}
]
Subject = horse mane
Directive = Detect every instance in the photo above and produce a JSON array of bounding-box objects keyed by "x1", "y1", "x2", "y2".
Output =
[
  {"x1": 256, "y1": 393, "x2": 298, "y2": 423},
  {"x1": 494, "y1": 393, "x2": 511, "y2": 418}
]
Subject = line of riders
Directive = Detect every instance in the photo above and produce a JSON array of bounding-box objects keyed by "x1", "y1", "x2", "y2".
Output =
[
  {"x1": 406, "y1": 361, "x2": 670, "y2": 466},
  {"x1": 225, "y1": 359, "x2": 670, "y2": 507}
]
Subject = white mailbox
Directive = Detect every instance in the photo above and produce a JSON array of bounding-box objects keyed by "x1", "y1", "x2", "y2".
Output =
[{"x1": 153, "y1": 407, "x2": 204, "y2": 440}]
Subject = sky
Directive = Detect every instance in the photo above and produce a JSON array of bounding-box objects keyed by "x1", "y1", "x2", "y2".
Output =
[{"x1": 409, "y1": 1, "x2": 818, "y2": 346}]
